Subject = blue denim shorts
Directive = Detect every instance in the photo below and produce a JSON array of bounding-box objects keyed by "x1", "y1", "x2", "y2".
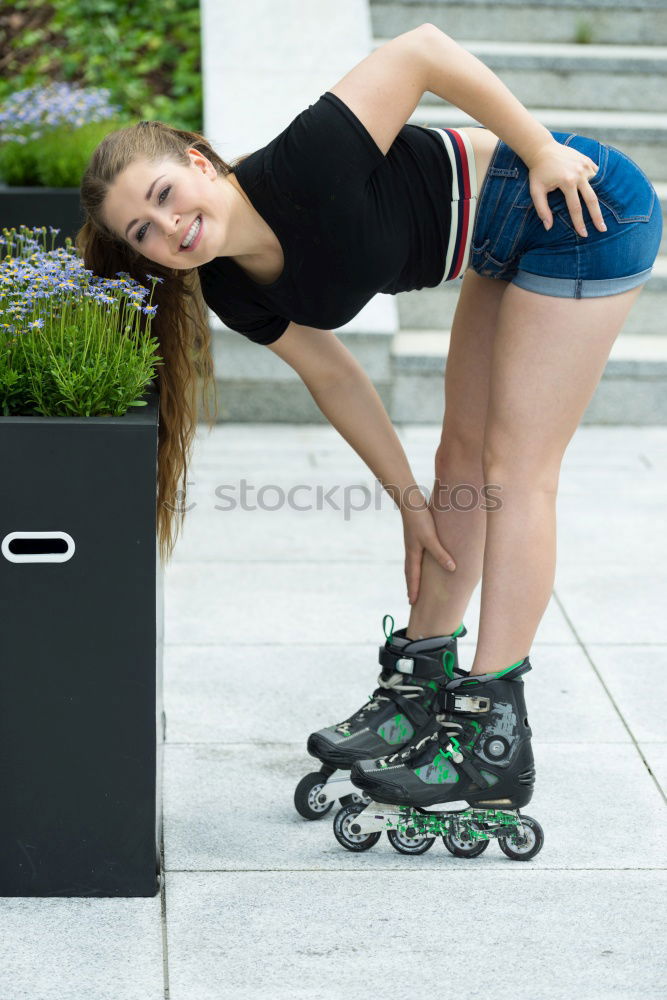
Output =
[{"x1": 469, "y1": 129, "x2": 663, "y2": 297}]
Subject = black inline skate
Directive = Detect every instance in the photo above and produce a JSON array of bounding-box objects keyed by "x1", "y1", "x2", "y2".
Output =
[
  {"x1": 293, "y1": 615, "x2": 468, "y2": 820},
  {"x1": 335, "y1": 655, "x2": 544, "y2": 860}
]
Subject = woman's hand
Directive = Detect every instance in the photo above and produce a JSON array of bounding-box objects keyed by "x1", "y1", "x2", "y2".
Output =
[
  {"x1": 526, "y1": 140, "x2": 607, "y2": 239},
  {"x1": 402, "y1": 498, "x2": 456, "y2": 606}
]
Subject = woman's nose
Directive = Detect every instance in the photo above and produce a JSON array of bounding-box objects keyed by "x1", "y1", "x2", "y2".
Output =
[{"x1": 164, "y1": 217, "x2": 181, "y2": 244}]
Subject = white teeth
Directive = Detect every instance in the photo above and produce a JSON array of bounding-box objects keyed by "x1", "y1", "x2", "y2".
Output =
[{"x1": 180, "y1": 216, "x2": 201, "y2": 249}]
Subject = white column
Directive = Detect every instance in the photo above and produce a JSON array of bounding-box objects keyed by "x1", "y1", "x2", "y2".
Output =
[{"x1": 201, "y1": 0, "x2": 374, "y2": 161}]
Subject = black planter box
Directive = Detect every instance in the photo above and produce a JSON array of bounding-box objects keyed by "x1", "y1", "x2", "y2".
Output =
[
  {"x1": 0, "y1": 186, "x2": 85, "y2": 246},
  {"x1": 0, "y1": 387, "x2": 164, "y2": 897}
]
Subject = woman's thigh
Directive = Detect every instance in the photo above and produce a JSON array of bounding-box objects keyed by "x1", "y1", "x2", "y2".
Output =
[
  {"x1": 483, "y1": 282, "x2": 644, "y2": 483},
  {"x1": 469, "y1": 130, "x2": 663, "y2": 300},
  {"x1": 441, "y1": 268, "x2": 510, "y2": 457}
]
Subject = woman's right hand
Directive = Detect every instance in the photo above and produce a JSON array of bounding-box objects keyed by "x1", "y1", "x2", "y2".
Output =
[{"x1": 402, "y1": 498, "x2": 456, "y2": 606}]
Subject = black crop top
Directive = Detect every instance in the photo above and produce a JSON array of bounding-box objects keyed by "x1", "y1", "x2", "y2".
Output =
[{"x1": 198, "y1": 90, "x2": 456, "y2": 345}]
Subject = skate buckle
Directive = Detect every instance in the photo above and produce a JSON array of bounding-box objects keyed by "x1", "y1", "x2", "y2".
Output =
[
  {"x1": 436, "y1": 738, "x2": 464, "y2": 765},
  {"x1": 395, "y1": 657, "x2": 414, "y2": 674},
  {"x1": 453, "y1": 694, "x2": 491, "y2": 713}
]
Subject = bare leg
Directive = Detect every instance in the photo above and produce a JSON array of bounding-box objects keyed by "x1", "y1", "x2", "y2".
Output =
[
  {"x1": 405, "y1": 269, "x2": 509, "y2": 639},
  {"x1": 471, "y1": 281, "x2": 644, "y2": 675}
]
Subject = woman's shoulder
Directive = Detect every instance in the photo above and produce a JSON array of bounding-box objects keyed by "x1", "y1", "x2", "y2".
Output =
[{"x1": 260, "y1": 92, "x2": 386, "y2": 197}]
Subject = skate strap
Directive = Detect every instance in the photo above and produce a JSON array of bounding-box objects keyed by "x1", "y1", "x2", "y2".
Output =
[
  {"x1": 382, "y1": 615, "x2": 468, "y2": 643},
  {"x1": 447, "y1": 657, "x2": 532, "y2": 688},
  {"x1": 378, "y1": 647, "x2": 449, "y2": 681},
  {"x1": 379, "y1": 647, "x2": 415, "y2": 674},
  {"x1": 390, "y1": 691, "x2": 432, "y2": 730},
  {"x1": 378, "y1": 642, "x2": 460, "y2": 676},
  {"x1": 434, "y1": 739, "x2": 492, "y2": 789}
]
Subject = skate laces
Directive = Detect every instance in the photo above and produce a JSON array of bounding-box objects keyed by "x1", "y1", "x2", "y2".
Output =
[{"x1": 334, "y1": 673, "x2": 423, "y2": 735}]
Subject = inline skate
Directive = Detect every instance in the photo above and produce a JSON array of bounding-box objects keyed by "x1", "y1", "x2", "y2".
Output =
[
  {"x1": 293, "y1": 615, "x2": 468, "y2": 820},
  {"x1": 334, "y1": 655, "x2": 544, "y2": 860}
]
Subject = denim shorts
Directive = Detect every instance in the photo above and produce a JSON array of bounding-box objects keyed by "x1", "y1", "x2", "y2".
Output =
[{"x1": 469, "y1": 129, "x2": 663, "y2": 298}]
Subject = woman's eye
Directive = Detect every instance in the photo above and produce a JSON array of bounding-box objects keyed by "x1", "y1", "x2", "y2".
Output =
[{"x1": 136, "y1": 186, "x2": 171, "y2": 243}]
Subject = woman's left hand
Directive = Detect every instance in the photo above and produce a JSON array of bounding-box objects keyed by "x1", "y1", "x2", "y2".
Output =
[
  {"x1": 402, "y1": 501, "x2": 456, "y2": 606},
  {"x1": 526, "y1": 140, "x2": 607, "y2": 238}
]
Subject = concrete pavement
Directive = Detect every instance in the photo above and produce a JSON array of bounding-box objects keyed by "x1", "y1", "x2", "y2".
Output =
[{"x1": 1, "y1": 421, "x2": 665, "y2": 999}]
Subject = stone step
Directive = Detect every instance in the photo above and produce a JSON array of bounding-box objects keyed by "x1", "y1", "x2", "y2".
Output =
[
  {"x1": 391, "y1": 329, "x2": 667, "y2": 424},
  {"x1": 205, "y1": 290, "x2": 667, "y2": 425},
  {"x1": 206, "y1": 326, "x2": 667, "y2": 425},
  {"x1": 373, "y1": 38, "x2": 667, "y2": 111},
  {"x1": 397, "y1": 256, "x2": 667, "y2": 335},
  {"x1": 407, "y1": 104, "x2": 667, "y2": 181},
  {"x1": 205, "y1": 292, "x2": 398, "y2": 422},
  {"x1": 371, "y1": 0, "x2": 667, "y2": 47}
]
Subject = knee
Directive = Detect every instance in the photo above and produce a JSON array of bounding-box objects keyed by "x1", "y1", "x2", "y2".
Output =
[
  {"x1": 482, "y1": 441, "x2": 560, "y2": 495},
  {"x1": 437, "y1": 428, "x2": 484, "y2": 480}
]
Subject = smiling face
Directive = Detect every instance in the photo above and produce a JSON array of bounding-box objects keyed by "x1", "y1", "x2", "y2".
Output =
[{"x1": 101, "y1": 148, "x2": 229, "y2": 268}]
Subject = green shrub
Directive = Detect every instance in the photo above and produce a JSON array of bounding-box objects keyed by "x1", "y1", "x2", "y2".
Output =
[
  {"x1": 0, "y1": 117, "x2": 131, "y2": 187},
  {"x1": 0, "y1": 0, "x2": 202, "y2": 133},
  {"x1": 0, "y1": 226, "x2": 163, "y2": 417}
]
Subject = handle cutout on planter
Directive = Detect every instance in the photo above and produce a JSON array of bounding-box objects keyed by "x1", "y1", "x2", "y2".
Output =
[{"x1": 1, "y1": 531, "x2": 75, "y2": 563}]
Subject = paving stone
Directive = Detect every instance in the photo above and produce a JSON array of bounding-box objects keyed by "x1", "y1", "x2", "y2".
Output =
[
  {"x1": 163, "y1": 643, "x2": 628, "y2": 746},
  {"x1": 165, "y1": 869, "x2": 666, "y2": 1000},
  {"x1": 0, "y1": 897, "x2": 163, "y2": 1000},
  {"x1": 162, "y1": 741, "x2": 665, "y2": 872}
]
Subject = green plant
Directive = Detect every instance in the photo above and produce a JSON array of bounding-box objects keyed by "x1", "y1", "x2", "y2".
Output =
[
  {"x1": 0, "y1": 0, "x2": 202, "y2": 132},
  {"x1": 574, "y1": 18, "x2": 594, "y2": 44},
  {"x1": 0, "y1": 225, "x2": 163, "y2": 417},
  {"x1": 0, "y1": 116, "x2": 129, "y2": 187},
  {"x1": 0, "y1": 80, "x2": 127, "y2": 186}
]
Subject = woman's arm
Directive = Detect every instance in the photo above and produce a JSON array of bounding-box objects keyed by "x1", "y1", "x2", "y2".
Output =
[
  {"x1": 268, "y1": 322, "x2": 457, "y2": 600},
  {"x1": 419, "y1": 24, "x2": 554, "y2": 166},
  {"x1": 419, "y1": 25, "x2": 606, "y2": 234},
  {"x1": 268, "y1": 322, "x2": 423, "y2": 513}
]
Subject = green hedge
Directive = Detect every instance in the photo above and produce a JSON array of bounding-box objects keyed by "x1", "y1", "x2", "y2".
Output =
[{"x1": 0, "y1": 0, "x2": 202, "y2": 132}]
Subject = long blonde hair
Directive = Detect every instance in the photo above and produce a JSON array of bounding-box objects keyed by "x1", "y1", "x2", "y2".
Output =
[{"x1": 77, "y1": 120, "x2": 247, "y2": 564}]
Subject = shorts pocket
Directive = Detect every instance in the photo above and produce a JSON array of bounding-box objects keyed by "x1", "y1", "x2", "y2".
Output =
[
  {"x1": 472, "y1": 236, "x2": 491, "y2": 254},
  {"x1": 472, "y1": 246, "x2": 519, "y2": 279},
  {"x1": 591, "y1": 145, "x2": 655, "y2": 223}
]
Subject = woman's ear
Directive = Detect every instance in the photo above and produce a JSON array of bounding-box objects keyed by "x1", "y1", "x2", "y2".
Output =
[{"x1": 187, "y1": 147, "x2": 214, "y2": 175}]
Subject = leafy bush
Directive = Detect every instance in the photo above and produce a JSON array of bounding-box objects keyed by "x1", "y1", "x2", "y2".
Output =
[
  {"x1": 0, "y1": 82, "x2": 127, "y2": 186},
  {"x1": 0, "y1": 225, "x2": 163, "y2": 417},
  {"x1": 0, "y1": 0, "x2": 202, "y2": 132}
]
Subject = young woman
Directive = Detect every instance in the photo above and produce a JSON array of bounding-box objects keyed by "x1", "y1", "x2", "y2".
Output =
[{"x1": 79, "y1": 25, "x2": 662, "y2": 850}]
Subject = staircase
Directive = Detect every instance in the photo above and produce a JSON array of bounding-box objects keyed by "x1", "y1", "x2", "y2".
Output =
[{"x1": 209, "y1": 0, "x2": 667, "y2": 424}]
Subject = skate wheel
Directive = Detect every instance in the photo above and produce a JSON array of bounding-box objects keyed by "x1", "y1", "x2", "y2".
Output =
[
  {"x1": 497, "y1": 815, "x2": 544, "y2": 861},
  {"x1": 442, "y1": 831, "x2": 490, "y2": 859},
  {"x1": 333, "y1": 803, "x2": 381, "y2": 853},
  {"x1": 340, "y1": 791, "x2": 372, "y2": 808},
  {"x1": 294, "y1": 771, "x2": 334, "y2": 820},
  {"x1": 387, "y1": 828, "x2": 435, "y2": 855}
]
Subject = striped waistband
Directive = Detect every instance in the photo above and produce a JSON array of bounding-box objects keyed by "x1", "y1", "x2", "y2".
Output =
[{"x1": 429, "y1": 127, "x2": 479, "y2": 282}]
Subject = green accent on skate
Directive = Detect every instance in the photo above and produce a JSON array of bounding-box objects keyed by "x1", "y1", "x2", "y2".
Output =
[
  {"x1": 377, "y1": 713, "x2": 414, "y2": 746},
  {"x1": 390, "y1": 806, "x2": 523, "y2": 841},
  {"x1": 428, "y1": 681, "x2": 438, "y2": 692},
  {"x1": 463, "y1": 724, "x2": 482, "y2": 751},
  {"x1": 418, "y1": 739, "x2": 463, "y2": 784},
  {"x1": 452, "y1": 623, "x2": 465, "y2": 639},
  {"x1": 441, "y1": 649, "x2": 456, "y2": 679},
  {"x1": 458, "y1": 658, "x2": 526, "y2": 686},
  {"x1": 382, "y1": 614, "x2": 395, "y2": 642},
  {"x1": 415, "y1": 756, "x2": 459, "y2": 784},
  {"x1": 435, "y1": 736, "x2": 462, "y2": 763},
  {"x1": 494, "y1": 658, "x2": 526, "y2": 678}
]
